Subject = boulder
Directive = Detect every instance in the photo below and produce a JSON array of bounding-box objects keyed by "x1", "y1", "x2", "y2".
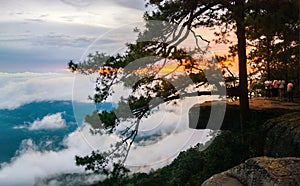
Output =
[
  {"x1": 201, "y1": 173, "x2": 243, "y2": 186},
  {"x1": 202, "y1": 112, "x2": 300, "y2": 185},
  {"x1": 263, "y1": 112, "x2": 300, "y2": 157},
  {"x1": 202, "y1": 157, "x2": 300, "y2": 186}
]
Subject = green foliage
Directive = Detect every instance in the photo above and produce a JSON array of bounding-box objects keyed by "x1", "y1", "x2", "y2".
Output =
[
  {"x1": 189, "y1": 72, "x2": 207, "y2": 84},
  {"x1": 91, "y1": 108, "x2": 295, "y2": 186},
  {"x1": 246, "y1": 0, "x2": 299, "y2": 81},
  {"x1": 121, "y1": 131, "x2": 249, "y2": 186},
  {"x1": 85, "y1": 110, "x2": 103, "y2": 130},
  {"x1": 98, "y1": 111, "x2": 118, "y2": 133},
  {"x1": 86, "y1": 163, "x2": 130, "y2": 186},
  {"x1": 68, "y1": 60, "x2": 78, "y2": 72},
  {"x1": 99, "y1": 163, "x2": 130, "y2": 186},
  {"x1": 75, "y1": 151, "x2": 109, "y2": 174}
]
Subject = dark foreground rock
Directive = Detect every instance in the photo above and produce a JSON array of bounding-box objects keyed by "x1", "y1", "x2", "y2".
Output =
[
  {"x1": 202, "y1": 157, "x2": 300, "y2": 186},
  {"x1": 202, "y1": 112, "x2": 300, "y2": 185},
  {"x1": 263, "y1": 112, "x2": 300, "y2": 157}
]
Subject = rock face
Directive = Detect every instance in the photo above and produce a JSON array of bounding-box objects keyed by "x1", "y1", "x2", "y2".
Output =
[
  {"x1": 202, "y1": 112, "x2": 300, "y2": 185},
  {"x1": 201, "y1": 172, "x2": 243, "y2": 186},
  {"x1": 189, "y1": 102, "x2": 241, "y2": 130},
  {"x1": 263, "y1": 112, "x2": 300, "y2": 157},
  {"x1": 202, "y1": 157, "x2": 300, "y2": 186}
]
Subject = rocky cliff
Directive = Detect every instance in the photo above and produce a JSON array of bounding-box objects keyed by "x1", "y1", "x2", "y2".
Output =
[
  {"x1": 263, "y1": 112, "x2": 300, "y2": 157},
  {"x1": 202, "y1": 112, "x2": 300, "y2": 186},
  {"x1": 202, "y1": 157, "x2": 300, "y2": 186}
]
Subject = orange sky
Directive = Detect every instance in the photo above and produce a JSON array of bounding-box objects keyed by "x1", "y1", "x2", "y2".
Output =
[
  {"x1": 195, "y1": 27, "x2": 240, "y2": 74},
  {"x1": 151, "y1": 27, "x2": 240, "y2": 75},
  {"x1": 74, "y1": 27, "x2": 242, "y2": 76}
]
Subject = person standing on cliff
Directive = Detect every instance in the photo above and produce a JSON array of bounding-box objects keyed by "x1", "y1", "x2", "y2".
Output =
[
  {"x1": 248, "y1": 79, "x2": 253, "y2": 99},
  {"x1": 264, "y1": 80, "x2": 272, "y2": 98},
  {"x1": 287, "y1": 82, "x2": 294, "y2": 102},
  {"x1": 272, "y1": 79, "x2": 279, "y2": 97},
  {"x1": 278, "y1": 80, "x2": 285, "y2": 101}
]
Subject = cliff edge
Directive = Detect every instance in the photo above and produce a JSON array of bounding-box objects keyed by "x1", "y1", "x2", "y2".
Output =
[
  {"x1": 202, "y1": 110, "x2": 300, "y2": 186},
  {"x1": 202, "y1": 157, "x2": 300, "y2": 186}
]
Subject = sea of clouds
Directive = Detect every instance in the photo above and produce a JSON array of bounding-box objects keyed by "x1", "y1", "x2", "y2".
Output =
[
  {"x1": 0, "y1": 72, "x2": 216, "y2": 185},
  {"x1": 0, "y1": 71, "x2": 96, "y2": 110},
  {"x1": 0, "y1": 72, "x2": 72, "y2": 109},
  {"x1": 0, "y1": 110, "x2": 212, "y2": 185}
]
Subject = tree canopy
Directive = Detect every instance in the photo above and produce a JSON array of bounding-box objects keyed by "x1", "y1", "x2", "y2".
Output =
[
  {"x1": 246, "y1": 0, "x2": 299, "y2": 83},
  {"x1": 68, "y1": 0, "x2": 299, "y2": 178}
]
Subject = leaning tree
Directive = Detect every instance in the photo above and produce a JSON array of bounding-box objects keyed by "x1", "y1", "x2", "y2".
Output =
[
  {"x1": 68, "y1": 0, "x2": 296, "y2": 178},
  {"x1": 70, "y1": 21, "x2": 225, "y2": 177}
]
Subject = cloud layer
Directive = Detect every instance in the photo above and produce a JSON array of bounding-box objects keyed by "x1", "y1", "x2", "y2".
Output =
[
  {"x1": 0, "y1": 87, "x2": 214, "y2": 185},
  {"x1": 0, "y1": 0, "x2": 146, "y2": 72},
  {"x1": 29, "y1": 112, "x2": 66, "y2": 130},
  {"x1": 0, "y1": 119, "x2": 212, "y2": 185},
  {"x1": 0, "y1": 72, "x2": 219, "y2": 185},
  {"x1": 0, "y1": 72, "x2": 72, "y2": 109},
  {"x1": 0, "y1": 72, "x2": 96, "y2": 109}
]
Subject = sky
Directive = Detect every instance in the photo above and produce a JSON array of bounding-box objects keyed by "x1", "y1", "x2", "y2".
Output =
[
  {"x1": 0, "y1": 0, "x2": 235, "y2": 73},
  {"x1": 0, "y1": 2, "x2": 228, "y2": 184},
  {"x1": 0, "y1": 0, "x2": 147, "y2": 72}
]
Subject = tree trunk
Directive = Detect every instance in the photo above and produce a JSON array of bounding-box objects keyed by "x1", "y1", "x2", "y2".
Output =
[
  {"x1": 266, "y1": 35, "x2": 271, "y2": 81},
  {"x1": 235, "y1": 0, "x2": 250, "y2": 133}
]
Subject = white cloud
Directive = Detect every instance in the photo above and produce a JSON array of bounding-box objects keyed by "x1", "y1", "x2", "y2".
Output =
[
  {"x1": 0, "y1": 0, "x2": 145, "y2": 28},
  {"x1": 0, "y1": 72, "x2": 94, "y2": 110},
  {"x1": 119, "y1": 98, "x2": 213, "y2": 170},
  {"x1": 0, "y1": 22, "x2": 106, "y2": 50},
  {"x1": 60, "y1": 0, "x2": 95, "y2": 8},
  {"x1": 0, "y1": 139, "x2": 86, "y2": 186},
  {"x1": 28, "y1": 112, "x2": 66, "y2": 130},
  {"x1": 126, "y1": 129, "x2": 213, "y2": 171},
  {"x1": 0, "y1": 70, "x2": 222, "y2": 185},
  {"x1": 0, "y1": 0, "x2": 146, "y2": 72},
  {"x1": 0, "y1": 124, "x2": 121, "y2": 185},
  {"x1": 0, "y1": 96, "x2": 215, "y2": 185}
]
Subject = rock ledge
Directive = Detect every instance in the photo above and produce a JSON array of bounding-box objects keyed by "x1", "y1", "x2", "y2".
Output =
[{"x1": 202, "y1": 157, "x2": 300, "y2": 186}]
